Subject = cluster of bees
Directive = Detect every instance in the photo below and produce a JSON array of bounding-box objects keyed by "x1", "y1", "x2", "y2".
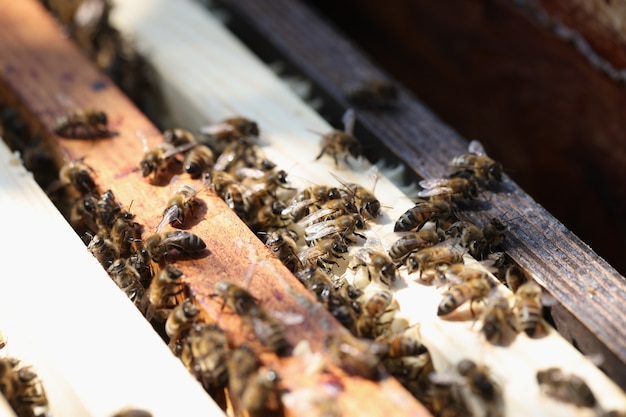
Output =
[{"x1": 45, "y1": 106, "x2": 622, "y2": 417}]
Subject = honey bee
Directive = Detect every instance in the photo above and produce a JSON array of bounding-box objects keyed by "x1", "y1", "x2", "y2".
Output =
[
  {"x1": 203, "y1": 170, "x2": 246, "y2": 219},
  {"x1": 200, "y1": 116, "x2": 260, "y2": 147},
  {"x1": 513, "y1": 280, "x2": 543, "y2": 336},
  {"x1": 344, "y1": 79, "x2": 398, "y2": 109},
  {"x1": 110, "y1": 210, "x2": 142, "y2": 258},
  {"x1": 536, "y1": 367, "x2": 597, "y2": 407},
  {"x1": 212, "y1": 279, "x2": 261, "y2": 316},
  {"x1": 478, "y1": 290, "x2": 515, "y2": 345},
  {"x1": 375, "y1": 332, "x2": 428, "y2": 358},
  {"x1": 184, "y1": 144, "x2": 215, "y2": 178},
  {"x1": 58, "y1": 157, "x2": 98, "y2": 195},
  {"x1": 356, "y1": 290, "x2": 396, "y2": 338},
  {"x1": 388, "y1": 229, "x2": 441, "y2": 261},
  {"x1": 394, "y1": 199, "x2": 454, "y2": 232},
  {"x1": 87, "y1": 233, "x2": 119, "y2": 268},
  {"x1": 140, "y1": 230, "x2": 207, "y2": 264},
  {"x1": 249, "y1": 309, "x2": 291, "y2": 356},
  {"x1": 180, "y1": 323, "x2": 229, "y2": 408},
  {"x1": 405, "y1": 241, "x2": 465, "y2": 276},
  {"x1": 250, "y1": 200, "x2": 289, "y2": 232},
  {"x1": 228, "y1": 345, "x2": 283, "y2": 417},
  {"x1": 298, "y1": 236, "x2": 349, "y2": 270},
  {"x1": 70, "y1": 193, "x2": 99, "y2": 233},
  {"x1": 264, "y1": 230, "x2": 302, "y2": 273},
  {"x1": 283, "y1": 185, "x2": 342, "y2": 222},
  {"x1": 316, "y1": 109, "x2": 363, "y2": 166},
  {"x1": 504, "y1": 265, "x2": 526, "y2": 294},
  {"x1": 111, "y1": 409, "x2": 153, "y2": 417},
  {"x1": 481, "y1": 218, "x2": 508, "y2": 253},
  {"x1": 449, "y1": 140, "x2": 503, "y2": 185},
  {"x1": 304, "y1": 214, "x2": 366, "y2": 244},
  {"x1": 107, "y1": 259, "x2": 150, "y2": 316},
  {"x1": 324, "y1": 334, "x2": 382, "y2": 380},
  {"x1": 437, "y1": 276, "x2": 494, "y2": 316},
  {"x1": 140, "y1": 142, "x2": 195, "y2": 179},
  {"x1": 353, "y1": 247, "x2": 397, "y2": 287},
  {"x1": 95, "y1": 189, "x2": 120, "y2": 231},
  {"x1": 54, "y1": 108, "x2": 110, "y2": 138},
  {"x1": 417, "y1": 177, "x2": 479, "y2": 204},
  {"x1": 165, "y1": 297, "x2": 201, "y2": 347},
  {"x1": 163, "y1": 128, "x2": 196, "y2": 147},
  {"x1": 0, "y1": 358, "x2": 50, "y2": 417},
  {"x1": 157, "y1": 181, "x2": 199, "y2": 232},
  {"x1": 457, "y1": 359, "x2": 501, "y2": 406},
  {"x1": 147, "y1": 265, "x2": 186, "y2": 310}
]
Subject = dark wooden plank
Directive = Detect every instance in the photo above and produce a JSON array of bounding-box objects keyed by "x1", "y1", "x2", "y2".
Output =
[{"x1": 215, "y1": 0, "x2": 626, "y2": 384}]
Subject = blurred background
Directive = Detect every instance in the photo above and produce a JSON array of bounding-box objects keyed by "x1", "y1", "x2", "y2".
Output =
[{"x1": 307, "y1": 0, "x2": 626, "y2": 276}]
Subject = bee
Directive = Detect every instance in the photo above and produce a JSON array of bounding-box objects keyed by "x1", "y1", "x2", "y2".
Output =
[
  {"x1": 356, "y1": 290, "x2": 396, "y2": 338},
  {"x1": 316, "y1": 109, "x2": 363, "y2": 166},
  {"x1": 0, "y1": 358, "x2": 50, "y2": 417},
  {"x1": 228, "y1": 345, "x2": 283, "y2": 417},
  {"x1": 165, "y1": 298, "x2": 201, "y2": 347},
  {"x1": 264, "y1": 230, "x2": 302, "y2": 273},
  {"x1": 70, "y1": 193, "x2": 99, "y2": 233},
  {"x1": 305, "y1": 214, "x2": 366, "y2": 244},
  {"x1": 111, "y1": 409, "x2": 153, "y2": 417},
  {"x1": 457, "y1": 359, "x2": 501, "y2": 405},
  {"x1": 513, "y1": 280, "x2": 543, "y2": 336},
  {"x1": 200, "y1": 116, "x2": 260, "y2": 147},
  {"x1": 87, "y1": 233, "x2": 119, "y2": 268},
  {"x1": 449, "y1": 140, "x2": 503, "y2": 185},
  {"x1": 536, "y1": 367, "x2": 596, "y2": 407},
  {"x1": 375, "y1": 332, "x2": 428, "y2": 358},
  {"x1": 54, "y1": 108, "x2": 110, "y2": 138},
  {"x1": 107, "y1": 259, "x2": 150, "y2": 316},
  {"x1": 324, "y1": 334, "x2": 382, "y2": 380},
  {"x1": 282, "y1": 185, "x2": 342, "y2": 222},
  {"x1": 203, "y1": 170, "x2": 246, "y2": 219},
  {"x1": 140, "y1": 231, "x2": 206, "y2": 264},
  {"x1": 250, "y1": 200, "x2": 289, "y2": 232},
  {"x1": 140, "y1": 142, "x2": 195, "y2": 179},
  {"x1": 344, "y1": 79, "x2": 398, "y2": 108},
  {"x1": 110, "y1": 210, "x2": 142, "y2": 258},
  {"x1": 405, "y1": 241, "x2": 465, "y2": 276},
  {"x1": 417, "y1": 177, "x2": 479, "y2": 204},
  {"x1": 388, "y1": 229, "x2": 441, "y2": 261},
  {"x1": 95, "y1": 189, "x2": 120, "y2": 232},
  {"x1": 437, "y1": 276, "x2": 494, "y2": 316},
  {"x1": 147, "y1": 265, "x2": 186, "y2": 310},
  {"x1": 394, "y1": 199, "x2": 454, "y2": 232},
  {"x1": 296, "y1": 198, "x2": 358, "y2": 229},
  {"x1": 504, "y1": 265, "x2": 526, "y2": 294},
  {"x1": 184, "y1": 144, "x2": 215, "y2": 178},
  {"x1": 180, "y1": 323, "x2": 229, "y2": 409},
  {"x1": 481, "y1": 218, "x2": 508, "y2": 253},
  {"x1": 58, "y1": 157, "x2": 98, "y2": 195},
  {"x1": 212, "y1": 279, "x2": 261, "y2": 316},
  {"x1": 157, "y1": 181, "x2": 199, "y2": 232},
  {"x1": 353, "y1": 247, "x2": 397, "y2": 287},
  {"x1": 249, "y1": 309, "x2": 291, "y2": 356},
  {"x1": 163, "y1": 128, "x2": 196, "y2": 147},
  {"x1": 478, "y1": 290, "x2": 515, "y2": 345},
  {"x1": 298, "y1": 236, "x2": 349, "y2": 270}
]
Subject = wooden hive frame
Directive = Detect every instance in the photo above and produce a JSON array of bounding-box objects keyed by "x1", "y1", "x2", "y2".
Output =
[{"x1": 0, "y1": 0, "x2": 625, "y2": 416}]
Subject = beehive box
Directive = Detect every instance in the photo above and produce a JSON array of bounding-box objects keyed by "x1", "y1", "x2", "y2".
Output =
[{"x1": 0, "y1": 1, "x2": 625, "y2": 416}]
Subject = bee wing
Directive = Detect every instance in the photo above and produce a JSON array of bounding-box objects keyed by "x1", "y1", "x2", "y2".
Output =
[
  {"x1": 363, "y1": 233, "x2": 385, "y2": 253},
  {"x1": 282, "y1": 198, "x2": 315, "y2": 216},
  {"x1": 417, "y1": 178, "x2": 453, "y2": 198},
  {"x1": 305, "y1": 222, "x2": 342, "y2": 242},
  {"x1": 468, "y1": 139, "x2": 487, "y2": 156},
  {"x1": 297, "y1": 207, "x2": 339, "y2": 227},
  {"x1": 428, "y1": 370, "x2": 463, "y2": 387},
  {"x1": 199, "y1": 122, "x2": 234, "y2": 136},
  {"x1": 352, "y1": 247, "x2": 373, "y2": 264},
  {"x1": 365, "y1": 165, "x2": 380, "y2": 192},
  {"x1": 341, "y1": 108, "x2": 356, "y2": 135},
  {"x1": 156, "y1": 205, "x2": 180, "y2": 232},
  {"x1": 137, "y1": 129, "x2": 150, "y2": 152},
  {"x1": 298, "y1": 245, "x2": 324, "y2": 264},
  {"x1": 213, "y1": 146, "x2": 239, "y2": 171},
  {"x1": 162, "y1": 142, "x2": 196, "y2": 160},
  {"x1": 271, "y1": 310, "x2": 305, "y2": 326}
]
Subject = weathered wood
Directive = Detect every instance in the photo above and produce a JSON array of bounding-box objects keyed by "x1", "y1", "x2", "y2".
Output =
[
  {"x1": 0, "y1": 1, "x2": 430, "y2": 416},
  {"x1": 214, "y1": 0, "x2": 626, "y2": 383}
]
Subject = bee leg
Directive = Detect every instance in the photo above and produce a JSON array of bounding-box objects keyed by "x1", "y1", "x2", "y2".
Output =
[{"x1": 315, "y1": 147, "x2": 326, "y2": 161}]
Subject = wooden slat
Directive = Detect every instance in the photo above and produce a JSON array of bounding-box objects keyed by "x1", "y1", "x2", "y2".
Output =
[
  {"x1": 0, "y1": 1, "x2": 430, "y2": 416},
  {"x1": 213, "y1": 0, "x2": 626, "y2": 383},
  {"x1": 106, "y1": 1, "x2": 626, "y2": 416},
  {"x1": 0, "y1": 139, "x2": 222, "y2": 417}
]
